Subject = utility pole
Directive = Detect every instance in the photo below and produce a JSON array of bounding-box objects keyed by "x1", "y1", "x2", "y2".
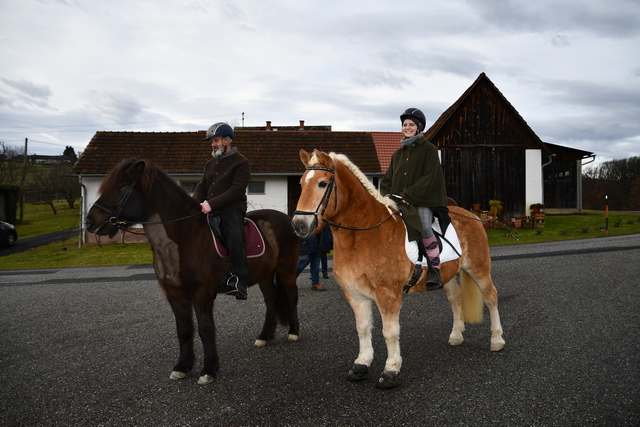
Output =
[{"x1": 19, "y1": 138, "x2": 28, "y2": 222}]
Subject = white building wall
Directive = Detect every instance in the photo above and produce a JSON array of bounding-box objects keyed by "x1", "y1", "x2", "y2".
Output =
[
  {"x1": 247, "y1": 176, "x2": 289, "y2": 214},
  {"x1": 525, "y1": 149, "x2": 543, "y2": 210}
]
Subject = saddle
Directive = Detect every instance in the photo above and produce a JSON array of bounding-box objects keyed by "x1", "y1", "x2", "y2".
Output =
[{"x1": 207, "y1": 215, "x2": 266, "y2": 260}]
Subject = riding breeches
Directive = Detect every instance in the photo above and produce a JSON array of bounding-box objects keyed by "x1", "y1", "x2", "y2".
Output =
[{"x1": 218, "y1": 210, "x2": 250, "y2": 285}]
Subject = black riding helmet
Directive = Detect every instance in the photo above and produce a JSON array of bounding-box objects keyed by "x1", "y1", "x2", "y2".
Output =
[
  {"x1": 400, "y1": 108, "x2": 426, "y2": 133},
  {"x1": 204, "y1": 122, "x2": 234, "y2": 141}
]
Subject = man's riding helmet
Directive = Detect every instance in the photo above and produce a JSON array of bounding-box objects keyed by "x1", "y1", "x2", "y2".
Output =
[
  {"x1": 400, "y1": 108, "x2": 426, "y2": 133},
  {"x1": 204, "y1": 122, "x2": 234, "y2": 141}
]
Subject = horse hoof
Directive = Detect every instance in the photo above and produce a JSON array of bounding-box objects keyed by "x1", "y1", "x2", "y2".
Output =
[
  {"x1": 169, "y1": 371, "x2": 187, "y2": 381},
  {"x1": 376, "y1": 371, "x2": 401, "y2": 390},
  {"x1": 197, "y1": 374, "x2": 215, "y2": 385},
  {"x1": 448, "y1": 337, "x2": 464, "y2": 346},
  {"x1": 254, "y1": 339, "x2": 267, "y2": 347},
  {"x1": 346, "y1": 363, "x2": 369, "y2": 382},
  {"x1": 491, "y1": 340, "x2": 505, "y2": 351},
  {"x1": 288, "y1": 334, "x2": 299, "y2": 342}
]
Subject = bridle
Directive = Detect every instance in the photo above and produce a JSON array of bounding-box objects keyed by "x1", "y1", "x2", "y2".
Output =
[
  {"x1": 293, "y1": 164, "x2": 398, "y2": 232},
  {"x1": 91, "y1": 177, "x2": 200, "y2": 234},
  {"x1": 293, "y1": 166, "x2": 337, "y2": 231}
]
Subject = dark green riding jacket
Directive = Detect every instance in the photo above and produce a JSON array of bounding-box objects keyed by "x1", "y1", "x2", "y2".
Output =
[{"x1": 380, "y1": 135, "x2": 447, "y2": 241}]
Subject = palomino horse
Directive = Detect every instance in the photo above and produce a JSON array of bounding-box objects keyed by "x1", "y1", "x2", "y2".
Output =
[
  {"x1": 292, "y1": 150, "x2": 505, "y2": 389},
  {"x1": 85, "y1": 158, "x2": 300, "y2": 385}
]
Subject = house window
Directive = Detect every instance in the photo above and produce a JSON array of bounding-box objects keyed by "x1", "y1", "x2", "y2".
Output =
[{"x1": 248, "y1": 181, "x2": 265, "y2": 194}]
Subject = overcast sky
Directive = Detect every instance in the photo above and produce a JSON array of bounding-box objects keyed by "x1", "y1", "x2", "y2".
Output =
[{"x1": 1, "y1": 0, "x2": 638, "y2": 166}]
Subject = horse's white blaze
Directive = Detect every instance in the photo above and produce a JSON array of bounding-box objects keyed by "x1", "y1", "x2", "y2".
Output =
[{"x1": 303, "y1": 169, "x2": 317, "y2": 183}]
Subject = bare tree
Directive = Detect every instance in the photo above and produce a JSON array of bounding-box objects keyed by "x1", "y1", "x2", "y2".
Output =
[
  {"x1": 29, "y1": 164, "x2": 79, "y2": 214},
  {"x1": 0, "y1": 142, "x2": 35, "y2": 221}
]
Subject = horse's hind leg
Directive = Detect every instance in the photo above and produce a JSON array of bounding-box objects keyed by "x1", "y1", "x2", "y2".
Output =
[
  {"x1": 466, "y1": 268, "x2": 505, "y2": 351},
  {"x1": 167, "y1": 295, "x2": 196, "y2": 381},
  {"x1": 255, "y1": 274, "x2": 278, "y2": 347},
  {"x1": 276, "y1": 267, "x2": 300, "y2": 342},
  {"x1": 443, "y1": 277, "x2": 466, "y2": 346}
]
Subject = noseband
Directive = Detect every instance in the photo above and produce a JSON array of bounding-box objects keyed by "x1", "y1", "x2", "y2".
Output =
[{"x1": 293, "y1": 166, "x2": 336, "y2": 231}]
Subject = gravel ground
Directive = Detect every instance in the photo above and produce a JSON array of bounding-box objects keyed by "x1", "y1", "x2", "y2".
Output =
[{"x1": 1, "y1": 234, "x2": 638, "y2": 426}]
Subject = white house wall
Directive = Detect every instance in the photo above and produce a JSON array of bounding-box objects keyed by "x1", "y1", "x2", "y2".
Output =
[
  {"x1": 247, "y1": 176, "x2": 289, "y2": 214},
  {"x1": 525, "y1": 149, "x2": 543, "y2": 210}
]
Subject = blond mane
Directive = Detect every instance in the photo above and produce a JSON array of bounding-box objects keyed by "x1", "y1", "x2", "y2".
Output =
[{"x1": 312, "y1": 152, "x2": 397, "y2": 212}]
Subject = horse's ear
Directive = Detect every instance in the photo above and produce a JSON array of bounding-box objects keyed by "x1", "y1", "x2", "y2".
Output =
[
  {"x1": 134, "y1": 160, "x2": 146, "y2": 173},
  {"x1": 313, "y1": 149, "x2": 331, "y2": 166},
  {"x1": 299, "y1": 150, "x2": 311, "y2": 167}
]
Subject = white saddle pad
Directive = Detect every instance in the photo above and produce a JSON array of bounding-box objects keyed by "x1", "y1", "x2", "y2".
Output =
[{"x1": 405, "y1": 217, "x2": 462, "y2": 265}]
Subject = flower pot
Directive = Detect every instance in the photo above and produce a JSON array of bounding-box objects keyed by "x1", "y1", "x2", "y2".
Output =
[{"x1": 473, "y1": 204, "x2": 481, "y2": 211}]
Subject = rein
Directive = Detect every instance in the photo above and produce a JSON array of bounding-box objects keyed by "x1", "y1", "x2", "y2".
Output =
[
  {"x1": 294, "y1": 164, "x2": 399, "y2": 232},
  {"x1": 92, "y1": 177, "x2": 201, "y2": 234}
]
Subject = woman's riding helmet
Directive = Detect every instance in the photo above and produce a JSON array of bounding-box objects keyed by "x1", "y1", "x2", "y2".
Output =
[{"x1": 400, "y1": 108, "x2": 426, "y2": 133}]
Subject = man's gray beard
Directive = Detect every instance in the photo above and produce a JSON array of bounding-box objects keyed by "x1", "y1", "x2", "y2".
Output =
[{"x1": 212, "y1": 146, "x2": 225, "y2": 159}]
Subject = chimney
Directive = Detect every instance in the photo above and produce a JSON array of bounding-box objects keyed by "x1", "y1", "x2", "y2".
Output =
[
  {"x1": 299, "y1": 120, "x2": 305, "y2": 130},
  {"x1": 266, "y1": 121, "x2": 272, "y2": 130}
]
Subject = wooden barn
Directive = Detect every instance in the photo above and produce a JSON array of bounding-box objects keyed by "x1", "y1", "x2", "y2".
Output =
[{"x1": 423, "y1": 72, "x2": 594, "y2": 218}]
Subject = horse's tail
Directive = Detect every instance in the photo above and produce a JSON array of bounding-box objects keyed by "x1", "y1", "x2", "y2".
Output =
[{"x1": 460, "y1": 270, "x2": 484, "y2": 324}]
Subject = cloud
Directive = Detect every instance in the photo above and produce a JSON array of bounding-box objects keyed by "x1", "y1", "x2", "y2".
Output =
[{"x1": 0, "y1": 78, "x2": 53, "y2": 109}]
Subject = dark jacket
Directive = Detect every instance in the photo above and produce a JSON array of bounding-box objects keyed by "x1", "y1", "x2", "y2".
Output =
[
  {"x1": 318, "y1": 226, "x2": 333, "y2": 254},
  {"x1": 192, "y1": 148, "x2": 251, "y2": 214},
  {"x1": 380, "y1": 135, "x2": 447, "y2": 241},
  {"x1": 298, "y1": 234, "x2": 319, "y2": 255}
]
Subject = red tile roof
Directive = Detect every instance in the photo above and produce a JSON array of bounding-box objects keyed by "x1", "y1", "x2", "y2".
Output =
[
  {"x1": 371, "y1": 132, "x2": 402, "y2": 173},
  {"x1": 71, "y1": 130, "x2": 383, "y2": 176}
]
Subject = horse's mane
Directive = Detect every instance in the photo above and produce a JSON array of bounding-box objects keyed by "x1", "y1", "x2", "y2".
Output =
[
  {"x1": 99, "y1": 158, "x2": 191, "y2": 203},
  {"x1": 311, "y1": 152, "x2": 397, "y2": 212}
]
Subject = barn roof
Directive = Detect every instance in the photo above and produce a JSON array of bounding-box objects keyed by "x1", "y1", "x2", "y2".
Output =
[
  {"x1": 71, "y1": 130, "x2": 382, "y2": 176},
  {"x1": 424, "y1": 72, "x2": 551, "y2": 152}
]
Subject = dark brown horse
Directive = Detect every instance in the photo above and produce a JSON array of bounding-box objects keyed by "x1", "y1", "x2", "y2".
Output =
[{"x1": 85, "y1": 158, "x2": 300, "y2": 385}]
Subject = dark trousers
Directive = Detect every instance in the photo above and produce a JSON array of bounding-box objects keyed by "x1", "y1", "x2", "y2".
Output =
[{"x1": 218, "y1": 210, "x2": 249, "y2": 286}]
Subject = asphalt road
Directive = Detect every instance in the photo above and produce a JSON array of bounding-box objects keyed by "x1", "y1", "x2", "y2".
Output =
[
  {"x1": 0, "y1": 228, "x2": 80, "y2": 256},
  {"x1": 1, "y1": 235, "x2": 639, "y2": 426}
]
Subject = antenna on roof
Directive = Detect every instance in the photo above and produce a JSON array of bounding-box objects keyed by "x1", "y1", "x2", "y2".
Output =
[{"x1": 242, "y1": 112, "x2": 244, "y2": 128}]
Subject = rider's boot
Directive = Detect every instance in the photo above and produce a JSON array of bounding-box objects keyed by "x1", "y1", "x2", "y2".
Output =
[{"x1": 423, "y1": 236, "x2": 443, "y2": 291}]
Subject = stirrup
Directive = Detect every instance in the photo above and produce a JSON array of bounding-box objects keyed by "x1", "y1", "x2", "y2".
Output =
[{"x1": 225, "y1": 274, "x2": 240, "y2": 296}]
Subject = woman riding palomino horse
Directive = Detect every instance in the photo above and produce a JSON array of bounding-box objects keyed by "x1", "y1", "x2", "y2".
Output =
[{"x1": 292, "y1": 149, "x2": 505, "y2": 389}]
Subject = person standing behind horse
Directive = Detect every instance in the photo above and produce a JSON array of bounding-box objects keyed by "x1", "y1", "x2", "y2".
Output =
[
  {"x1": 380, "y1": 108, "x2": 448, "y2": 290},
  {"x1": 193, "y1": 122, "x2": 251, "y2": 300}
]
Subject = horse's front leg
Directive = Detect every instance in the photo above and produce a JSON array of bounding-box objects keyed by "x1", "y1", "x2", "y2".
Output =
[
  {"x1": 344, "y1": 291, "x2": 374, "y2": 383},
  {"x1": 376, "y1": 289, "x2": 403, "y2": 390},
  {"x1": 167, "y1": 294, "x2": 195, "y2": 381},
  {"x1": 193, "y1": 289, "x2": 219, "y2": 385}
]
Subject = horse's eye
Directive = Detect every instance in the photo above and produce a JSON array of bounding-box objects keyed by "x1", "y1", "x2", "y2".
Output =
[
  {"x1": 319, "y1": 181, "x2": 328, "y2": 188},
  {"x1": 115, "y1": 184, "x2": 125, "y2": 190}
]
